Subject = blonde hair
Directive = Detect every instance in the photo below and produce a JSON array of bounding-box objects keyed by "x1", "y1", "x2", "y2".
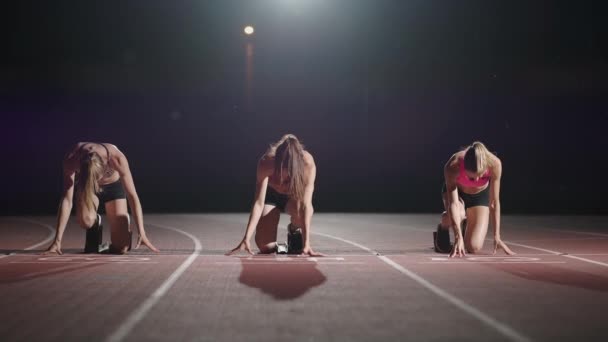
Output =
[
  {"x1": 266, "y1": 134, "x2": 306, "y2": 201},
  {"x1": 464, "y1": 141, "x2": 494, "y2": 175},
  {"x1": 77, "y1": 152, "x2": 104, "y2": 212}
]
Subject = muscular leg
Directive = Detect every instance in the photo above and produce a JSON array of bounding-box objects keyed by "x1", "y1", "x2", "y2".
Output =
[
  {"x1": 76, "y1": 191, "x2": 102, "y2": 253},
  {"x1": 254, "y1": 205, "x2": 280, "y2": 254},
  {"x1": 440, "y1": 193, "x2": 466, "y2": 231},
  {"x1": 105, "y1": 199, "x2": 131, "y2": 254},
  {"x1": 464, "y1": 206, "x2": 490, "y2": 254},
  {"x1": 76, "y1": 192, "x2": 100, "y2": 229}
]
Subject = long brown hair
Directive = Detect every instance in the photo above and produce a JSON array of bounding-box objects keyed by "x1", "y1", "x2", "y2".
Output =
[
  {"x1": 463, "y1": 141, "x2": 494, "y2": 175},
  {"x1": 266, "y1": 134, "x2": 306, "y2": 200},
  {"x1": 77, "y1": 152, "x2": 104, "y2": 212}
]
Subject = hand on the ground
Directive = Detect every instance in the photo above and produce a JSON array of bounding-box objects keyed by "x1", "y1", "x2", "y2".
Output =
[
  {"x1": 136, "y1": 234, "x2": 160, "y2": 253},
  {"x1": 493, "y1": 238, "x2": 515, "y2": 255},
  {"x1": 226, "y1": 240, "x2": 254, "y2": 256},
  {"x1": 43, "y1": 241, "x2": 62, "y2": 255},
  {"x1": 301, "y1": 246, "x2": 324, "y2": 257},
  {"x1": 449, "y1": 236, "x2": 466, "y2": 258}
]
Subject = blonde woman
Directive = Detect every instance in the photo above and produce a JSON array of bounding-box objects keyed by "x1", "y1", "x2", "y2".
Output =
[
  {"x1": 435, "y1": 141, "x2": 515, "y2": 257},
  {"x1": 44, "y1": 142, "x2": 159, "y2": 254},
  {"x1": 227, "y1": 134, "x2": 322, "y2": 256}
]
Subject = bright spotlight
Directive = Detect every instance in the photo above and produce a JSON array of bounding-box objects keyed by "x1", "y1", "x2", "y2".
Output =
[{"x1": 244, "y1": 26, "x2": 254, "y2": 35}]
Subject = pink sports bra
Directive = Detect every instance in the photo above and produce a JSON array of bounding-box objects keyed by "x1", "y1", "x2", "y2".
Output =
[{"x1": 456, "y1": 157, "x2": 491, "y2": 188}]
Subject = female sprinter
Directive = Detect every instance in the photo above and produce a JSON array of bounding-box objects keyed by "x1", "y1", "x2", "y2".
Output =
[
  {"x1": 435, "y1": 141, "x2": 515, "y2": 257},
  {"x1": 227, "y1": 134, "x2": 322, "y2": 256},
  {"x1": 44, "y1": 142, "x2": 159, "y2": 254}
]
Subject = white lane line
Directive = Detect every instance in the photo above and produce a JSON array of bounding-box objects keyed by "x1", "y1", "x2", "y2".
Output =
[
  {"x1": 567, "y1": 254, "x2": 608, "y2": 256},
  {"x1": 105, "y1": 224, "x2": 202, "y2": 342},
  {"x1": 313, "y1": 232, "x2": 376, "y2": 254},
  {"x1": 417, "y1": 261, "x2": 566, "y2": 265},
  {"x1": 504, "y1": 241, "x2": 608, "y2": 268},
  {"x1": 312, "y1": 231, "x2": 532, "y2": 342},
  {"x1": 11, "y1": 218, "x2": 56, "y2": 250},
  {"x1": 214, "y1": 262, "x2": 364, "y2": 265},
  {"x1": 0, "y1": 218, "x2": 56, "y2": 260},
  {"x1": 379, "y1": 255, "x2": 531, "y2": 342},
  {"x1": 540, "y1": 228, "x2": 608, "y2": 238},
  {"x1": 9, "y1": 261, "x2": 158, "y2": 265},
  {"x1": 561, "y1": 255, "x2": 608, "y2": 268},
  {"x1": 510, "y1": 237, "x2": 607, "y2": 242}
]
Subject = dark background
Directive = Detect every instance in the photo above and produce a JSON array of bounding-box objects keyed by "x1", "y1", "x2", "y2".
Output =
[{"x1": 1, "y1": 0, "x2": 607, "y2": 215}]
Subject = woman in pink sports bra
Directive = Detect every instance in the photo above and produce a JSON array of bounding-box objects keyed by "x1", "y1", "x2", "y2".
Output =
[{"x1": 435, "y1": 141, "x2": 515, "y2": 257}]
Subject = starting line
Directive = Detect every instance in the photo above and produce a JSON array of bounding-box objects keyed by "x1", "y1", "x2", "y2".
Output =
[
  {"x1": 0, "y1": 255, "x2": 572, "y2": 265},
  {"x1": 9, "y1": 256, "x2": 155, "y2": 264},
  {"x1": 422, "y1": 256, "x2": 565, "y2": 264}
]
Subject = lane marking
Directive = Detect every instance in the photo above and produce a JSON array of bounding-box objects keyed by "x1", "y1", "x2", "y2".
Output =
[
  {"x1": 537, "y1": 227, "x2": 608, "y2": 238},
  {"x1": 567, "y1": 253, "x2": 608, "y2": 256},
  {"x1": 7, "y1": 261, "x2": 159, "y2": 266},
  {"x1": 505, "y1": 241, "x2": 608, "y2": 268},
  {"x1": 3, "y1": 256, "x2": 155, "y2": 264},
  {"x1": 510, "y1": 237, "x2": 607, "y2": 242},
  {"x1": 37, "y1": 256, "x2": 151, "y2": 262},
  {"x1": 313, "y1": 231, "x2": 532, "y2": 342},
  {"x1": 417, "y1": 261, "x2": 566, "y2": 265},
  {"x1": 560, "y1": 255, "x2": 608, "y2": 268},
  {"x1": 214, "y1": 262, "x2": 364, "y2": 265},
  {"x1": 5, "y1": 218, "x2": 56, "y2": 251},
  {"x1": 105, "y1": 224, "x2": 202, "y2": 342},
  {"x1": 466, "y1": 257, "x2": 539, "y2": 262}
]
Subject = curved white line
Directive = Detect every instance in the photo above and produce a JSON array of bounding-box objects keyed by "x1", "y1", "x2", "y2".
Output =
[
  {"x1": 11, "y1": 218, "x2": 55, "y2": 250},
  {"x1": 312, "y1": 231, "x2": 532, "y2": 342},
  {"x1": 105, "y1": 224, "x2": 202, "y2": 342}
]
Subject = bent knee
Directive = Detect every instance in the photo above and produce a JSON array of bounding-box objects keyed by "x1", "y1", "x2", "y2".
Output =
[
  {"x1": 78, "y1": 214, "x2": 97, "y2": 229},
  {"x1": 466, "y1": 241, "x2": 484, "y2": 254},
  {"x1": 256, "y1": 243, "x2": 275, "y2": 254}
]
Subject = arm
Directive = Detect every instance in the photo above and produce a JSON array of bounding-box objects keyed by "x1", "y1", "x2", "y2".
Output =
[
  {"x1": 112, "y1": 149, "x2": 159, "y2": 252},
  {"x1": 301, "y1": 157, "x2": 316, "y2": 252},
  {"x1": 489, "y1": 160, "x2": 502, "y2": 240},
  {"x1": 444, "y1": 158, "x2": 464, "y2": 240},
  {"x1": 228, "y1": 159, "x2": 269, "y2": 255},
  {"x1": 243, "y1": 171, "x2": 269, "y2": 245},
  {"x1": 444, "y1": 156, "x2": 466, "y2": 257},
  {"x1": 489, "y1": 159, "x2": 515, "y2": 255},
  {"x1": 44, "y1": 164, "x2": 75, "y2": 254}
]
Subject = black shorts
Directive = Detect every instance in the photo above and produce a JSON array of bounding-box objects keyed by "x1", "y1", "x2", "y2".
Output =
[
  {"x1": 442, "y1": 183, "x2": 490, "y2": 209},
  {"x1": 97, "y1": 180, "x2": 127, "y2": 205},
  {"x1": 265, "y1": 186, "x2": 289, "y2": 212}
]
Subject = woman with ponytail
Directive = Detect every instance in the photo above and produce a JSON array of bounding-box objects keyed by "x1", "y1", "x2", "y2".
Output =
[
  {"x1": 45, "y1": 142, "x2": 159, "y2": 254},
  {"x1": 435, "y1": 141, "x2": 515, "y2": 257},
  {"x1": 227, "y1": 134, "x2": 322, "y2": 256}
]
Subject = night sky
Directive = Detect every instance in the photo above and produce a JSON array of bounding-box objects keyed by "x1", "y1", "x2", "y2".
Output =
[{"x1": 1, "y1": 0, "x2": 607, "y2": 215}]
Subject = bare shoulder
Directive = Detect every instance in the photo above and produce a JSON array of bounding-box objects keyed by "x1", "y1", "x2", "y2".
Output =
[
  {"x1": 303, "y1": 150, "x2": 315, "y2": 167},
  {"x1": 106, "y1": 144, "x2": 126, "y2": 160},
  {"x1": 490, "y1": 154, "x2": 502, "y2": 176},
  {"x1": 62, "y1": 143, "x2": 83, "y2": 171},
  {"x1": 257, "y1": 154, "x2": 274, "y2": 177},
  {"x1": 65, "y1": 142, "x2": 85, "y2": 158},
  {"x1": 444, "y1": 152, "x2": 461, "y2": 174}
]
